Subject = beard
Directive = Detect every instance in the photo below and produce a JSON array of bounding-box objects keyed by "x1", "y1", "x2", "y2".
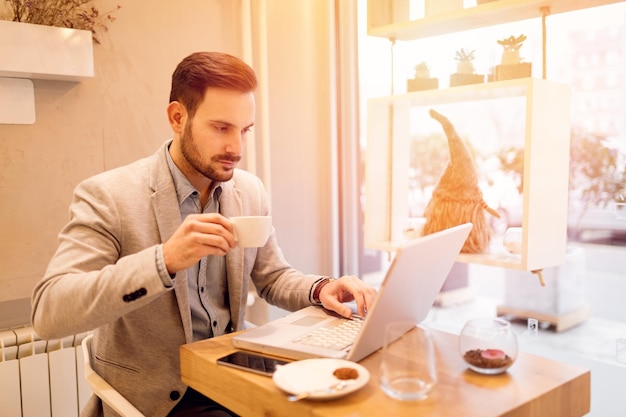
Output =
[{"x1": 179, "y1": 121, "x2": 241, "y2": 183}]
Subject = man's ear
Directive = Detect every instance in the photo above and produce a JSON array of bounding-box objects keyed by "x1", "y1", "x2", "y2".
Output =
[{"x1": 167, "y1": 101, "x2": 186, "y2": 133}]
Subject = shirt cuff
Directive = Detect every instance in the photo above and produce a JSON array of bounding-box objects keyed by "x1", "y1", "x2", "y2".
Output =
[{"x1": 156, "y1": 244, "x2": 175, "y2": 288}]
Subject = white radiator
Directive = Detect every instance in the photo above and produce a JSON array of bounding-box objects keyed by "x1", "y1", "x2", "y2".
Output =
[{"x1": 0, "y1": 326, "x2": 92, "y2": 417}]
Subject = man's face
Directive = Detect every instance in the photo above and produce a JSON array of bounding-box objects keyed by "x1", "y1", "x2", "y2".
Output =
[{"x1": 179, "y1": 87, "x2": 255, "y2": 183}]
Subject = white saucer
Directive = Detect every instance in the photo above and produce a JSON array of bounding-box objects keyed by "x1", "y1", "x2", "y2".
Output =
[{"x1": 273, "y1": 358, "x2": 369, "y2": 400}]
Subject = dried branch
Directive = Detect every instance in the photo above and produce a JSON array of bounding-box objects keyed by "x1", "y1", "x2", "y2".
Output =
[{"x1": 3, "y1": 0, "x2": 121, "y2": 44}]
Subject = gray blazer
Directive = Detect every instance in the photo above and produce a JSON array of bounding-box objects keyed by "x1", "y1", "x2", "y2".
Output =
[{"x1": 31, "y1": 141, "x2": 320, "y2": 416}]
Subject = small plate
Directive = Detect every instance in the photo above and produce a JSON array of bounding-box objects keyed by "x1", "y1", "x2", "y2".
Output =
[{"x1": 273, "y1": 358, "x2": 369, "y2": 400}]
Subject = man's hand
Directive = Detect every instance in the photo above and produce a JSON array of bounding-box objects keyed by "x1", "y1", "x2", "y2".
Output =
[
  {"x1": 162, "y1": 213, "x2": 237, "y2": 274},
  {"x1": 318, "y1": 275, "x2": 377, "y2": 318}
]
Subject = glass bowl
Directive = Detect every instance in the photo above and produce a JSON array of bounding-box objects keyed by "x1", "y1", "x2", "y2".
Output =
[{"x1": 458, "y1": 317, "x2": 518, "y2": 375}]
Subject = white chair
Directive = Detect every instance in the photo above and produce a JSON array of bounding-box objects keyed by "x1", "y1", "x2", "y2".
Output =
[{"x1": 81, "y1": 334, "x2": 145, "y2": 417}]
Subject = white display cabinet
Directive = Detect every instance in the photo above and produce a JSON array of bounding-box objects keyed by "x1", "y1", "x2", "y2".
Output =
[
  {"x1": 362, "y1": 0, "x2": 620, "y2": 271},
  {"x1": 364, "y1": 77, "x2": 571, "y2": 271},
  {"x1": 499, "y1": 246, "x2": 590, "y2": 331}
]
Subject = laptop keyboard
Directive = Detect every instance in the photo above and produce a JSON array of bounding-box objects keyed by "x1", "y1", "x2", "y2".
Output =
[{"x1": 292, "y1": 315, "x2": 365, "y2": 351}]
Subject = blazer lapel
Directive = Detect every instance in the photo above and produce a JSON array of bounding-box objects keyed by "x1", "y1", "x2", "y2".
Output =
[{"x1": 149, "y1": 142, "x2": 193, "y2": 342}]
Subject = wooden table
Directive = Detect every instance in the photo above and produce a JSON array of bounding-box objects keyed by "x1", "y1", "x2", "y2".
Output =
[{"x1": 180, "y1": 329, "x2": 590, "y2": 417}]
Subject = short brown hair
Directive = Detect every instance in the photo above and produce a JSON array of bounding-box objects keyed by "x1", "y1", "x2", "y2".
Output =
[{"x1": 169, "y1": 52, "x2": 258, "y2": 117}]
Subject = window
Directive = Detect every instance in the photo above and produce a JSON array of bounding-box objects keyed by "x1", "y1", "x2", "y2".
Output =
[
  {"x1": 357, "y1": 2, "x2": 626, "y2": 263},
  {"x1": 354, "y1": 6, "x2": 625, "y2": 413}
]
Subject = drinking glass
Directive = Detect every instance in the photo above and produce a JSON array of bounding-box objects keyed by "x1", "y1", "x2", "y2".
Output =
[{"x1": 380, "y1": 322, "x2": 437, "y2": 401}]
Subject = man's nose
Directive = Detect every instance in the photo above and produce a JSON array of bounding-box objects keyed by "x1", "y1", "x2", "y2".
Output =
[{"x1": 225, "y1": 132, "x2": 243, "y2": 155}]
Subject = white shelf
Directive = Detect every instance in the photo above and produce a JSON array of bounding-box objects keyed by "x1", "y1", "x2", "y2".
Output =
[
  {"x1": 0, "y1": 20, "x2": 94, "y2": 81},
  {"x1": 0, "y1": 21, "x2": 93, "y2": 124},
  {"x1": 364, "y1": 77, "x2": 571, "y2": 271},
  {"x1": 367, "y1": 0, "x2": 624, "y2": 41},
  {"x1": 367, "y1": 239, "x2": 530, "y2": 270},
  {"x1": 370, "y1": 76, "x2": 544, "y2": 106}
]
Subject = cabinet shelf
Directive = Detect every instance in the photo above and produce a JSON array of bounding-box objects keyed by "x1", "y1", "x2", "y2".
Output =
[
  {"x1": 370, "y1": 76, "x2": 545, "y2": 105},
  {"x1": 366, "y1": 240, "x2": 532, "y2": 271},
  {"x1": 367, "y1": 0, "x2": 624, "y2": 41},
  {"x1": 364, "y1": 77, "x2": 571, "y2": 271}
]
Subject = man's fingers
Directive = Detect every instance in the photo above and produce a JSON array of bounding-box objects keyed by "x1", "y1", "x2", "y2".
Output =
[
  {"x1": 320, "y1": 276, "x2": 377, "y2": 318},
  {"x1": 188, "y1": 214, "x2": 237, "y2": 248}
]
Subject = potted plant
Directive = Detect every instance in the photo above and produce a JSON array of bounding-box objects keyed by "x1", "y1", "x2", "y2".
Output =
[
  {"x1": 1, "y1": 0, "x2": 120, "y2": 44},
  {"x1": 450, "y1": 48, "x2": 484, "y2": 87},
  {"x1": 0, "y1": 0, "x2": 120, "y2": 78},
  {"x1": 0, "y1": 0, "x2": 120, "y2": 124},
  {"x1": 494, "y1": 34, "x2": 532, "y2": 81},
  {"x1": 407, "y1": 61, "x2": 439, "y2": 92}
]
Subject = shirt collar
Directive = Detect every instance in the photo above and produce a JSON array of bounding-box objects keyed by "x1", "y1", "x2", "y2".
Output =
[{"x1": 165, "y1": 143, "x2": 222, "y2": 206}]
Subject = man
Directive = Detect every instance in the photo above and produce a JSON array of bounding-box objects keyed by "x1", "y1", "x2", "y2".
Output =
[{"x1": 31, "y1": 51, "x2": 376, "y2": 417}]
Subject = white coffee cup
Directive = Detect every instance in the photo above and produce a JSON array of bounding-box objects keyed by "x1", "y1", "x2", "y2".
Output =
[{"x1": 230, "y1": 216, "x2": 272, "y2": 248}]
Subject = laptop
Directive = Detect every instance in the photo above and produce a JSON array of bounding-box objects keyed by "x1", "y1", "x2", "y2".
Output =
[{"x1": 233, "y1": 222, "x2": 473, "y2": 362}]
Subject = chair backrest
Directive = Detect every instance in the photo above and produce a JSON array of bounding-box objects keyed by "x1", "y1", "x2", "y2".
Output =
[{"x1": 81, "y1": 334, "x2": 145, "y2": 417}]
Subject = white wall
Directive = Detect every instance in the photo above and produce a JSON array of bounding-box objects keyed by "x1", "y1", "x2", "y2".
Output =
[{"x1": 0, "y1": 0, "x2": 341, "y2": 326}]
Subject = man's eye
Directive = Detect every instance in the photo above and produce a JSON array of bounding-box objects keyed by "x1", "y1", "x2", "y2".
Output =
[{"x1": 215, "y1": 125, "x2": 229, "y2": 133}]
